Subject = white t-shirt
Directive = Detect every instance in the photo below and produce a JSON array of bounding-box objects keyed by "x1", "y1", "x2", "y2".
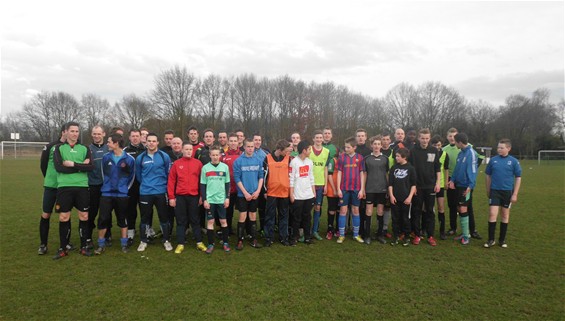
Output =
[{"x1": 289, "y1": 156, "x2": 315, "y2": 200}]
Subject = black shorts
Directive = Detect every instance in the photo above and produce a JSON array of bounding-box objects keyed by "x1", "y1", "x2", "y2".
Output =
[
  {"x1": 327, "y1": 197, "x2": 339, "y2": 212},
  {"x1": 98, "y1": 196, "x2": 129, "y2": 229},
  {"x1": 238, "y1": 197, "x2": 258, "y2": 213},
  {"x1": 366, "y1": 193, "x2": 386, "y2": 205},
  {"x1": 56, "y1": 187, "x2": 90, "y2": 213},
  {"x1": 206, "y1": 204, "x2": 227, "y2": 220},
  {"x1": 436, "y1": 188, "x2": 445, "y2": 198},
  {"x1": 489, "y1": 190, "x2": 512, "y2": 209},
  {"x1": 456, "y1": 187, "x2": 471, "y2": 206},
  {"x1": 42, "y1": 187, "x2": 58, "y2": 213}
]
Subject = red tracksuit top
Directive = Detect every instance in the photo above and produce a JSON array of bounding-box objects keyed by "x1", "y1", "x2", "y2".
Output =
[{"x1": 167, "y1": 157, "x2": 203, "y2": 199}]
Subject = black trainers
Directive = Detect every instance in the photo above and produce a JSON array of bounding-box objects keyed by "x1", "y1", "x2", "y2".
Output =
[
  {"x1": 402, "y1": 238, "x2": 410, "y2": 247},
  {"x1": 376, "y1": 236, "x2": 387, "y2": 244},
  {"x1": 390, "y1": 238, "x2": 399, "y2": 246},
  {"x1": 264, "y1": 239, "x2": 273, "y2": 247},
  {"x1": 499, "y1": 240, "x2": 508, "y2": 248},
  {"x1": 303, "y1": 238, "x2": 314, "y2": 245},
  {"x1": 80, "y1": 246, "x2": 93, "y2": 257},
  {"x1": 38, "y1": 244, "x2": 48, "y2": 255},
  {"x1": 121, "y1": 246, "x2": 129, "y2": 253},
  {"x1": 289, "y1": 239, "x2": 297, "y2": 247},
  {"x1": 280, "y1": 240, "x2": 290, "y2": 246},
  {"x1": 440, "y1": 233, "x2": 447, "y2": 240},
  {"x1": 53, "y1": 248, "x2": 69, "y2": 260},
  {"x1": 249, "y1": 239, "x2": 263, "y2": 248},
  {"x1": 471, "y1": 231, "x2": 482, "y2": 240}
]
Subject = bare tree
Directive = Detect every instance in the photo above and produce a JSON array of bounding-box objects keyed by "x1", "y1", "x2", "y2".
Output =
[
  {"x1": 384, "y1": 83, "x2": 418, "y2": 130},
  {"x1": 21, "y1": 91, "x2": 54, "y2": 141},
  {"x1": 151, "y1": 65, "x2": 197, "y2": 133},
  {"x1": 81, "y1": 93, "x2": 111, "y2": 130},
  {"x1": 116, "y1": 94, "x2": 154, "y2": 130},
  {"x1": 196, "y1": 74, "x2": 230, "y2": 129},
  {"x1": 232, "y1": 73, "x2": 260, "y2": 132},
  {"x1": 415, "y1": 81, "x2": 464, "y2": 134}
]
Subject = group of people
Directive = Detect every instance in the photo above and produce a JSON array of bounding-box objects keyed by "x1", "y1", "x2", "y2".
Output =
[{"x1": 38, "y1": 123, "x2": 522, "y2": 259}]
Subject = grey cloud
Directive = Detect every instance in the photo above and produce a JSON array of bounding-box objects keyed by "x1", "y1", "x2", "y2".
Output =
[{"x1": 454, "y1": 69, "x2": 564, "y2": 106}]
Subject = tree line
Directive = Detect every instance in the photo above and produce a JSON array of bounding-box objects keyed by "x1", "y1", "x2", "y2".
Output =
[{"x1": 1, "y1": 65, "x2": 563, "y2": 157}]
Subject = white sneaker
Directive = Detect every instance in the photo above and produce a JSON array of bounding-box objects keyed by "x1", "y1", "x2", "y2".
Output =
[
  {"x1": 163, "y1": 241, "x2": 173, "y2": 252},
  {"x1": 137, "y1": 241, "x2": 148, "y2": 252},
  {"x1": 127, "y1": 229, "x2": 135, "y2": 239}
]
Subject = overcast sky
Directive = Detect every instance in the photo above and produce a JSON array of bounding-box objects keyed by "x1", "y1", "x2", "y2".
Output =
[{"x1": 1, "y1": 0, "x2": 563, "y2": 117}]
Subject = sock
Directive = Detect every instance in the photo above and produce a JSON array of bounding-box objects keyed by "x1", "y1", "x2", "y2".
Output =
[
  {"x1": 377, "y1": 215, "x2": 384, "y2": 236},
  {"x1": 120, "y1": 237, "x2": 128, "y2": 247},
  {"x1": 312, "y1": 210, "x2": 321, "y2": 234},
  {"x1": 250, "y1": 221, "x2": 258, "y2": 241},
  {"x1": 460, "y1": 213, "x2": 470, "y2": 239},
  {"x1": 222, "y1": 226, "x2": 229, "y2": 244},
  {"x1": 237, "y1": 222, "x2": 245, "y2": 241},
  {"x1": 59, "y1": 221, "x2": 70, "y2": 250},
  {"x1": 79, "y1": 220, "x2": 89, "y2": 247},
  {"x1": 40, "y1": 217, "x2": 50, "y2": 245},
  {"x1": 488, "y1": 221, "x2": 496, "y2": 241},
  {"x1": 499, "y1": 222, "x2": 508, "y2": 243},
  {"x1": 207, "y1": 229, "x2": 214, "y2": 245},
  {"x1": 328, "y1": 213, "x2": 335, "y2": 232},
  {"x1": 352, "y1": 215, "x2": 360, "y2": 237},
  {"x1": 98, "y1": 237, "x2": 106, "y2": 248},
  {"x1": 383, "y1": 209, "x2": 391, "y2": 230},
  {"x1": 364, "y1": 217, "x2": 372, "y2": 238},
  {"x1": 338, "y1": 215, "x2": 346, "y2": 236},
  {"x1": 127, "y1": 229, "x2": 135, "y2": 239},
  {"x1": 438, "y1": 212, "x2": 445, "y2": 234}
]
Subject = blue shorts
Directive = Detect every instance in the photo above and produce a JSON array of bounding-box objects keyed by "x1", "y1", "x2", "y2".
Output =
[
  {"x1": 339, "y1": 190, "x2": 360, "y2": 207},
  {"x1": 315, "y1": 186, "x2": 324, "y2": 206}
]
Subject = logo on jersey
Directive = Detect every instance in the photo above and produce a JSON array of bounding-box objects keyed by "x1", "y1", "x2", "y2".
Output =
[
  {"x1": 299, "y1": 165, "x2": 309, "y2": 177},
  {"x1": 507, "y1": 161, "x2": 512, "y2": 165},
  {"x1": 394, "y1": 168, "x2": 409, "y2": 179},
  {"x1": 427, "y1": 153, "x2": 436, "y2": 162}
]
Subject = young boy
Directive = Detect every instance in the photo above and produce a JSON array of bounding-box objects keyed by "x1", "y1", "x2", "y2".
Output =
[
  {"x1": 167, "y1": 143, "x2": 205, "y2": 254},
  {"x1": 363, "y1": 135, "x2": 389, "y2": 244},
  {"x1": 448, "y1": 133, "x2": 478, "y2": 245},
  {"x1": 484, "y1": 139, "x2": 522, "y2": 248},
  {"x1": 336, "y1": 137, "x2": 365, "y2": 244},
  {"x1": 221, "y1": 133, "x2": 242, "y2": 235},
  {"x1": 233, "y1": 139, "x2": 264, "y2": 250},
  {"x1": 264, "y1": 139, "x2": 293, "y2": 246},
  {"x1": 431, "y1": 135, "x2": 450, "y2": 240},
  {"x1": 289, "y1": 140, "x2": 316, "y2": 245},
  {"x1": 309, "y1": 130, "x2": 330, "y2": 241},
  {"x1": 325, "y1": 154, "x2": 340, "y2": 240},
  {"x1": 388, "y1": 148, "x2": 417, "y2": 246},
  {"x1": 200, "y1": 146, "x2": 231, "y2": 254},
  {"x1": 94, "y1": 133, "x2": 136, "y2": 254}
]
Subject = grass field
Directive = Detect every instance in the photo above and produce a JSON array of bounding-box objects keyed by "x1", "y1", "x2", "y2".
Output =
[{"x1": 1, "y1": 159, "x2": 563, "y2": 320}]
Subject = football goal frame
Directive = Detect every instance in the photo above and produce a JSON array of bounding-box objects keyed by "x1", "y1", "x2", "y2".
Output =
[
  {"x1": 537, "y1": 150, "x2": 565, "y2": 165},
  {"x1": 0, "y1": 141, "x2": 49, "y2": 160}
]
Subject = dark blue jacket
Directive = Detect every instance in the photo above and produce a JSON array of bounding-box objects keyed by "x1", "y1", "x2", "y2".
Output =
[
  {"x1": 89, "y1": 143, "x2": 109, "y2": 186},
  {"x1": 101, "y1": 152, "x2": 135, "y2": 197}
]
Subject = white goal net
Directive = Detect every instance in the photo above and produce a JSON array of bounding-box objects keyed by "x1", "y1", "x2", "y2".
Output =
[
  {"x1": 1, "y1": 141, "x2": 49, "y2": 159},
  {"x1": 537, "y1": 150, "x2": 565, "y2": 165}
]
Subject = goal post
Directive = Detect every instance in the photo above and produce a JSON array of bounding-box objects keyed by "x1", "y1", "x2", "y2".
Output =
[
  {"x1": 538, "y1": 150, "x2": 565, "y2": 165},
  {"x1": 0, "y1": 141, "x2": 49, "y2": 160}
]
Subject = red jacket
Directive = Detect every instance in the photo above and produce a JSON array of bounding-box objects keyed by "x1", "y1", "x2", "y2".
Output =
[
  {"x1": 167, "y1": 157, "x2": 203, "y2": 199},
  {"x1": 221, "y1": 148, "x2": 242, "y2": 194}
]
